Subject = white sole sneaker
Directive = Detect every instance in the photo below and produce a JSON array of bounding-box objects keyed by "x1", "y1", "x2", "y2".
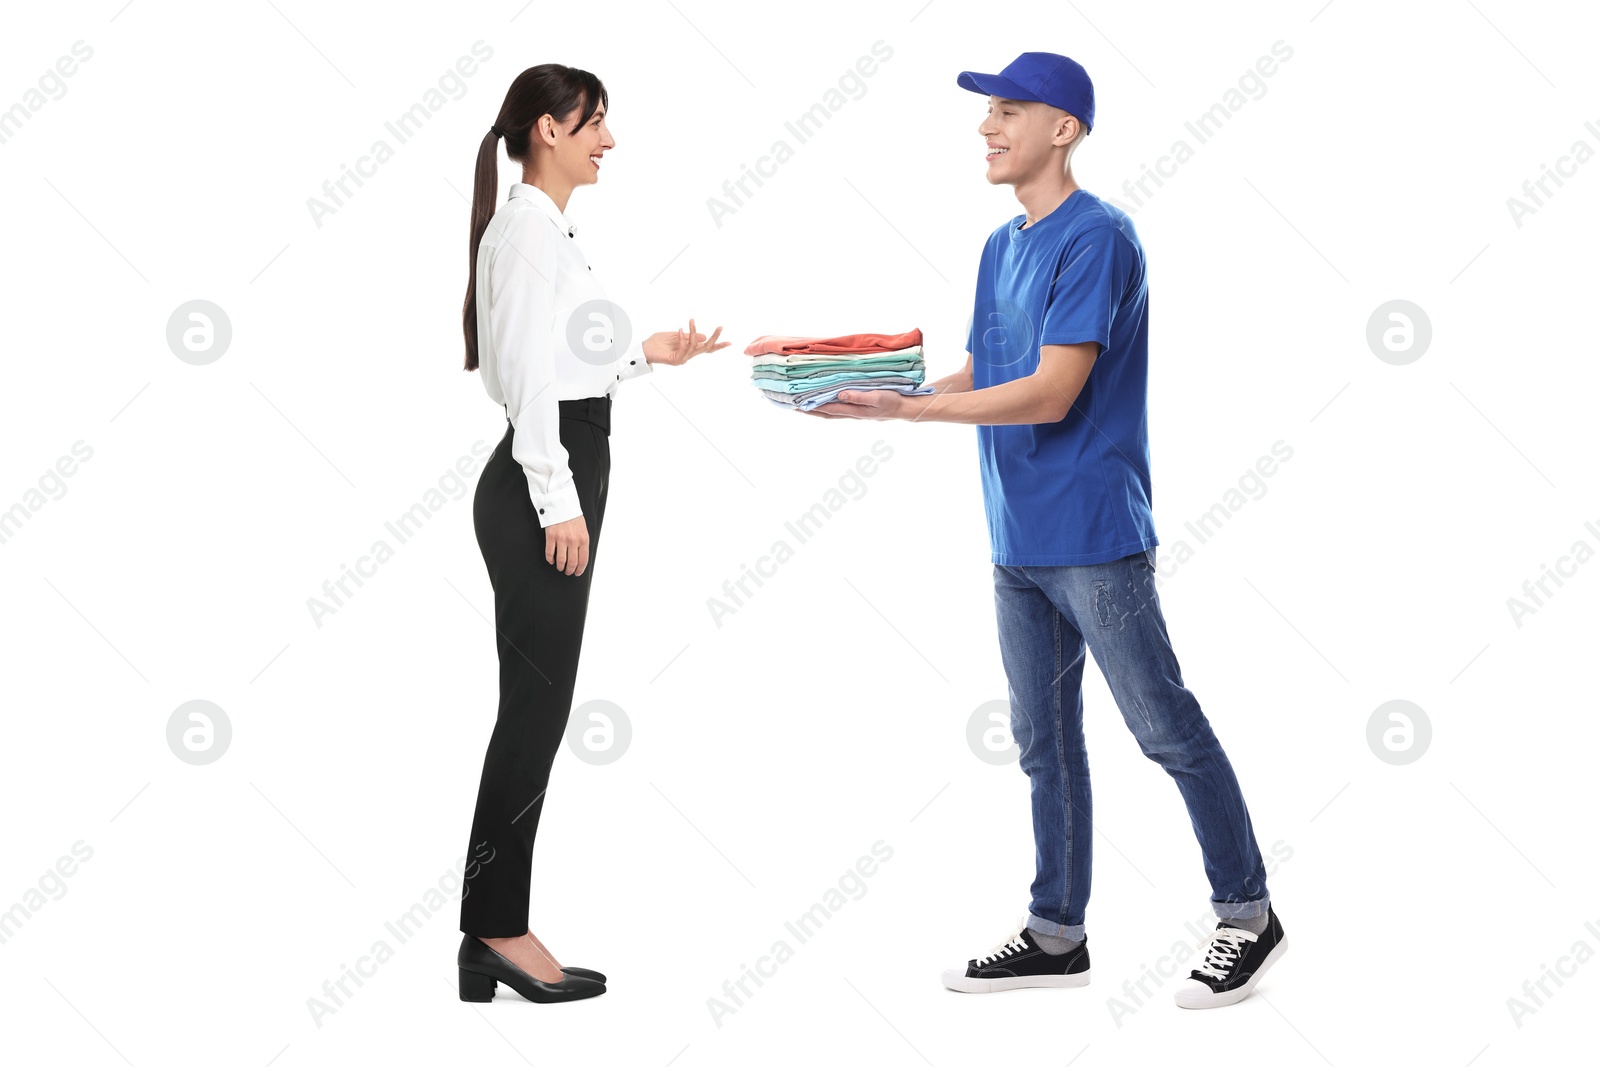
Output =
[
  {"x1": 941, "y1": 968, "x2": 1092, "y2": 993},
  {"x1": 1173, "y1": 935, "x2": 1289, "y2": 1008}
]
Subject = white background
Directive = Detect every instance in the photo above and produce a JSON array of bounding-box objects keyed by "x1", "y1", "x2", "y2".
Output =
[{"x1": 2, "y1": 0, "x2": 1597, "y2": 1064}]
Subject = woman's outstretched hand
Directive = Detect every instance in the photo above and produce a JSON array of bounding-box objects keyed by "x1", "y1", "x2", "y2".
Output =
[{"x1": 642, "y1": 318, "x2": 730, "y2": 366}]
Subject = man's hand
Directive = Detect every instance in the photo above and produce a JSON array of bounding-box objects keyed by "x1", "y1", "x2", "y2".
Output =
[
  {"x1": 802, "y1": 389, "x2": 913, "y2": 420},
  {"x1": 544, "y1": 514, "x2": 590, "y2": 576}
]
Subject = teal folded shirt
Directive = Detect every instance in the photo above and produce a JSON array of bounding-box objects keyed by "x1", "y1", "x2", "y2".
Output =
[
  {"x1": 749, "y1": 345, "x2": 923, "y2": 369},
  {"x1": 752, "y1": 360, "x2": 922, "y2": 381}
]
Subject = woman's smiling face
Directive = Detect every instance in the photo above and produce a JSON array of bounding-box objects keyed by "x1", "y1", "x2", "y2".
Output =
[{"x1": 552, "y1": 96, "x2": 614, "y2": 186}]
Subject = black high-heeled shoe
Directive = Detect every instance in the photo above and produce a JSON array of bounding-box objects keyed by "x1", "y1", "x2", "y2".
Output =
[
  {"x1": 457, "y1": 934, "x2": 606, "y2": 1003},
  {"x1": 563, "y1": 964, "x2": 607, "y2": 984}
]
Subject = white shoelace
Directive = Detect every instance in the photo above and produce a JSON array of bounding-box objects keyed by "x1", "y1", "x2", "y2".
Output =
[
  {"x1": 975, "y1": 930, "x2": 1029, "y2": 967},
  {"x1": 1194, "y1": 925, "x2": 1258, "y2": 979}
]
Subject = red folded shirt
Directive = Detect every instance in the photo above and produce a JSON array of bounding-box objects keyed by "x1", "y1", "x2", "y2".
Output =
[{"x1": 743, "y1": 328, "x2": 923, "y2": 356}]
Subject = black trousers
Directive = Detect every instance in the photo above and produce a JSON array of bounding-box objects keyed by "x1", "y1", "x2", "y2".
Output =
[{"x1": 461, "y1": 395, "x2": 611, "y2": 937}]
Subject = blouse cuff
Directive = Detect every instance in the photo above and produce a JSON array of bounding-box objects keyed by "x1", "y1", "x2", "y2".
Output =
[
  {"x1": 615, "y1": 341, "x2": 653, "y2": 382},
  {"x1": 529, "y1": 480, "x2": 583, "y2": 527}
]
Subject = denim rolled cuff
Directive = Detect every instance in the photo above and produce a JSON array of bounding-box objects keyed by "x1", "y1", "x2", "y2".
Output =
[
  {"x1": 1025, "y1": 913, "x2": 1085, "y2": 942},
  {"x1": 1211, "y1": 894, "x2": 1270, "y2": 921}
]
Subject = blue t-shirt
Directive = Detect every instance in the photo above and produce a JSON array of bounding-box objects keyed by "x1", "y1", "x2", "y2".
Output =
[{"x1": 966, "y1": 188, "x2": 1157, "y2": 566}]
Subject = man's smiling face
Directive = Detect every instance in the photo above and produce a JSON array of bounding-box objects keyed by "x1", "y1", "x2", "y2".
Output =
[{"x1": 978, "y1": 95, "x2": 1078, "y2": 185}]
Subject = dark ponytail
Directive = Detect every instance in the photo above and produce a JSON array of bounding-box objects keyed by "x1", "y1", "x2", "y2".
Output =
[{"x1": 462, "y1": 63, "x2": 609, "y2": 371}]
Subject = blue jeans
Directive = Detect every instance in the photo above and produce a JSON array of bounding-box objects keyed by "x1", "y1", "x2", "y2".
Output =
[{"x1": 993, "y1": 549, "x2": 1269, "y2": 940}]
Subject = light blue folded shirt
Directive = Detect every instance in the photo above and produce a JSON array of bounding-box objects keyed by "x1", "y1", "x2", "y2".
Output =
[{"x1": 765, "y1": 383, "x2": 936, "y2": 411}]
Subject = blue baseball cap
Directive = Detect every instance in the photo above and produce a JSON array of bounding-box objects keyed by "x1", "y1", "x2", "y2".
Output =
[{"x1": 957, "y1": 52, "x2": 1095, "y2": 132}]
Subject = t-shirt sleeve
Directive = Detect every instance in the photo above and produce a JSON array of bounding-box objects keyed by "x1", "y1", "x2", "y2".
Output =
[{"x1": 1039, "y1": 225, "x2": 1135, "y2": 353}]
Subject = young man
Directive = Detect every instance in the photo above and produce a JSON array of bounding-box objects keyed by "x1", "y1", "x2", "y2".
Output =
[{"x1": 805, "y1": 52, "x2": 1287, "y2": 1009}]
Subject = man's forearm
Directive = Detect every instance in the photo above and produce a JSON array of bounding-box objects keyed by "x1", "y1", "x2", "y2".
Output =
[
  {"x1": 925, "y1": 366, "x2": 974, "y2": 395},
  {"x1": 905, "y1": 374, "x2": 1065, "y2": 425}
]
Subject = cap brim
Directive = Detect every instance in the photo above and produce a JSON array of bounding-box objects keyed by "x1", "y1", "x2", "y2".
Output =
[{"x1": 956, "y1": 71, "x2": 1038, "y2": 103}]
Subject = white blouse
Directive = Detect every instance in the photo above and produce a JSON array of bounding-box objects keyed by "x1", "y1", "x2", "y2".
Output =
[{"x1": 475, "y1": 181, "x2": 653, "y2": 526}]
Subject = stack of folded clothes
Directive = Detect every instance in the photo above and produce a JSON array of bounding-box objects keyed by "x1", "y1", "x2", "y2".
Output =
[{"x1": 746, "y1": 328, "x2": 936, "y2": 411}]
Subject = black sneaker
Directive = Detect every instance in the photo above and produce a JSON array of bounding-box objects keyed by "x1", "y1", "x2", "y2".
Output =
[
  {"x1": 1173, "y1": 906, "x2": 1288, "y2": 1008},
  {"x1": 941, "y1": 922, "x2": 1090, "y2": 993}
]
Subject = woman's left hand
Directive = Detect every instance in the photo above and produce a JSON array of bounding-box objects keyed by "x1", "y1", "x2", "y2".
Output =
[{"x1": 642, "y1": 318, "x2": 730, "y2": 366}]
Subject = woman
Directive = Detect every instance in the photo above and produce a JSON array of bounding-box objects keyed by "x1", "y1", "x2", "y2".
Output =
[{"x1": 457, "y1": 63, "x2": 727, "y2": 1004}]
